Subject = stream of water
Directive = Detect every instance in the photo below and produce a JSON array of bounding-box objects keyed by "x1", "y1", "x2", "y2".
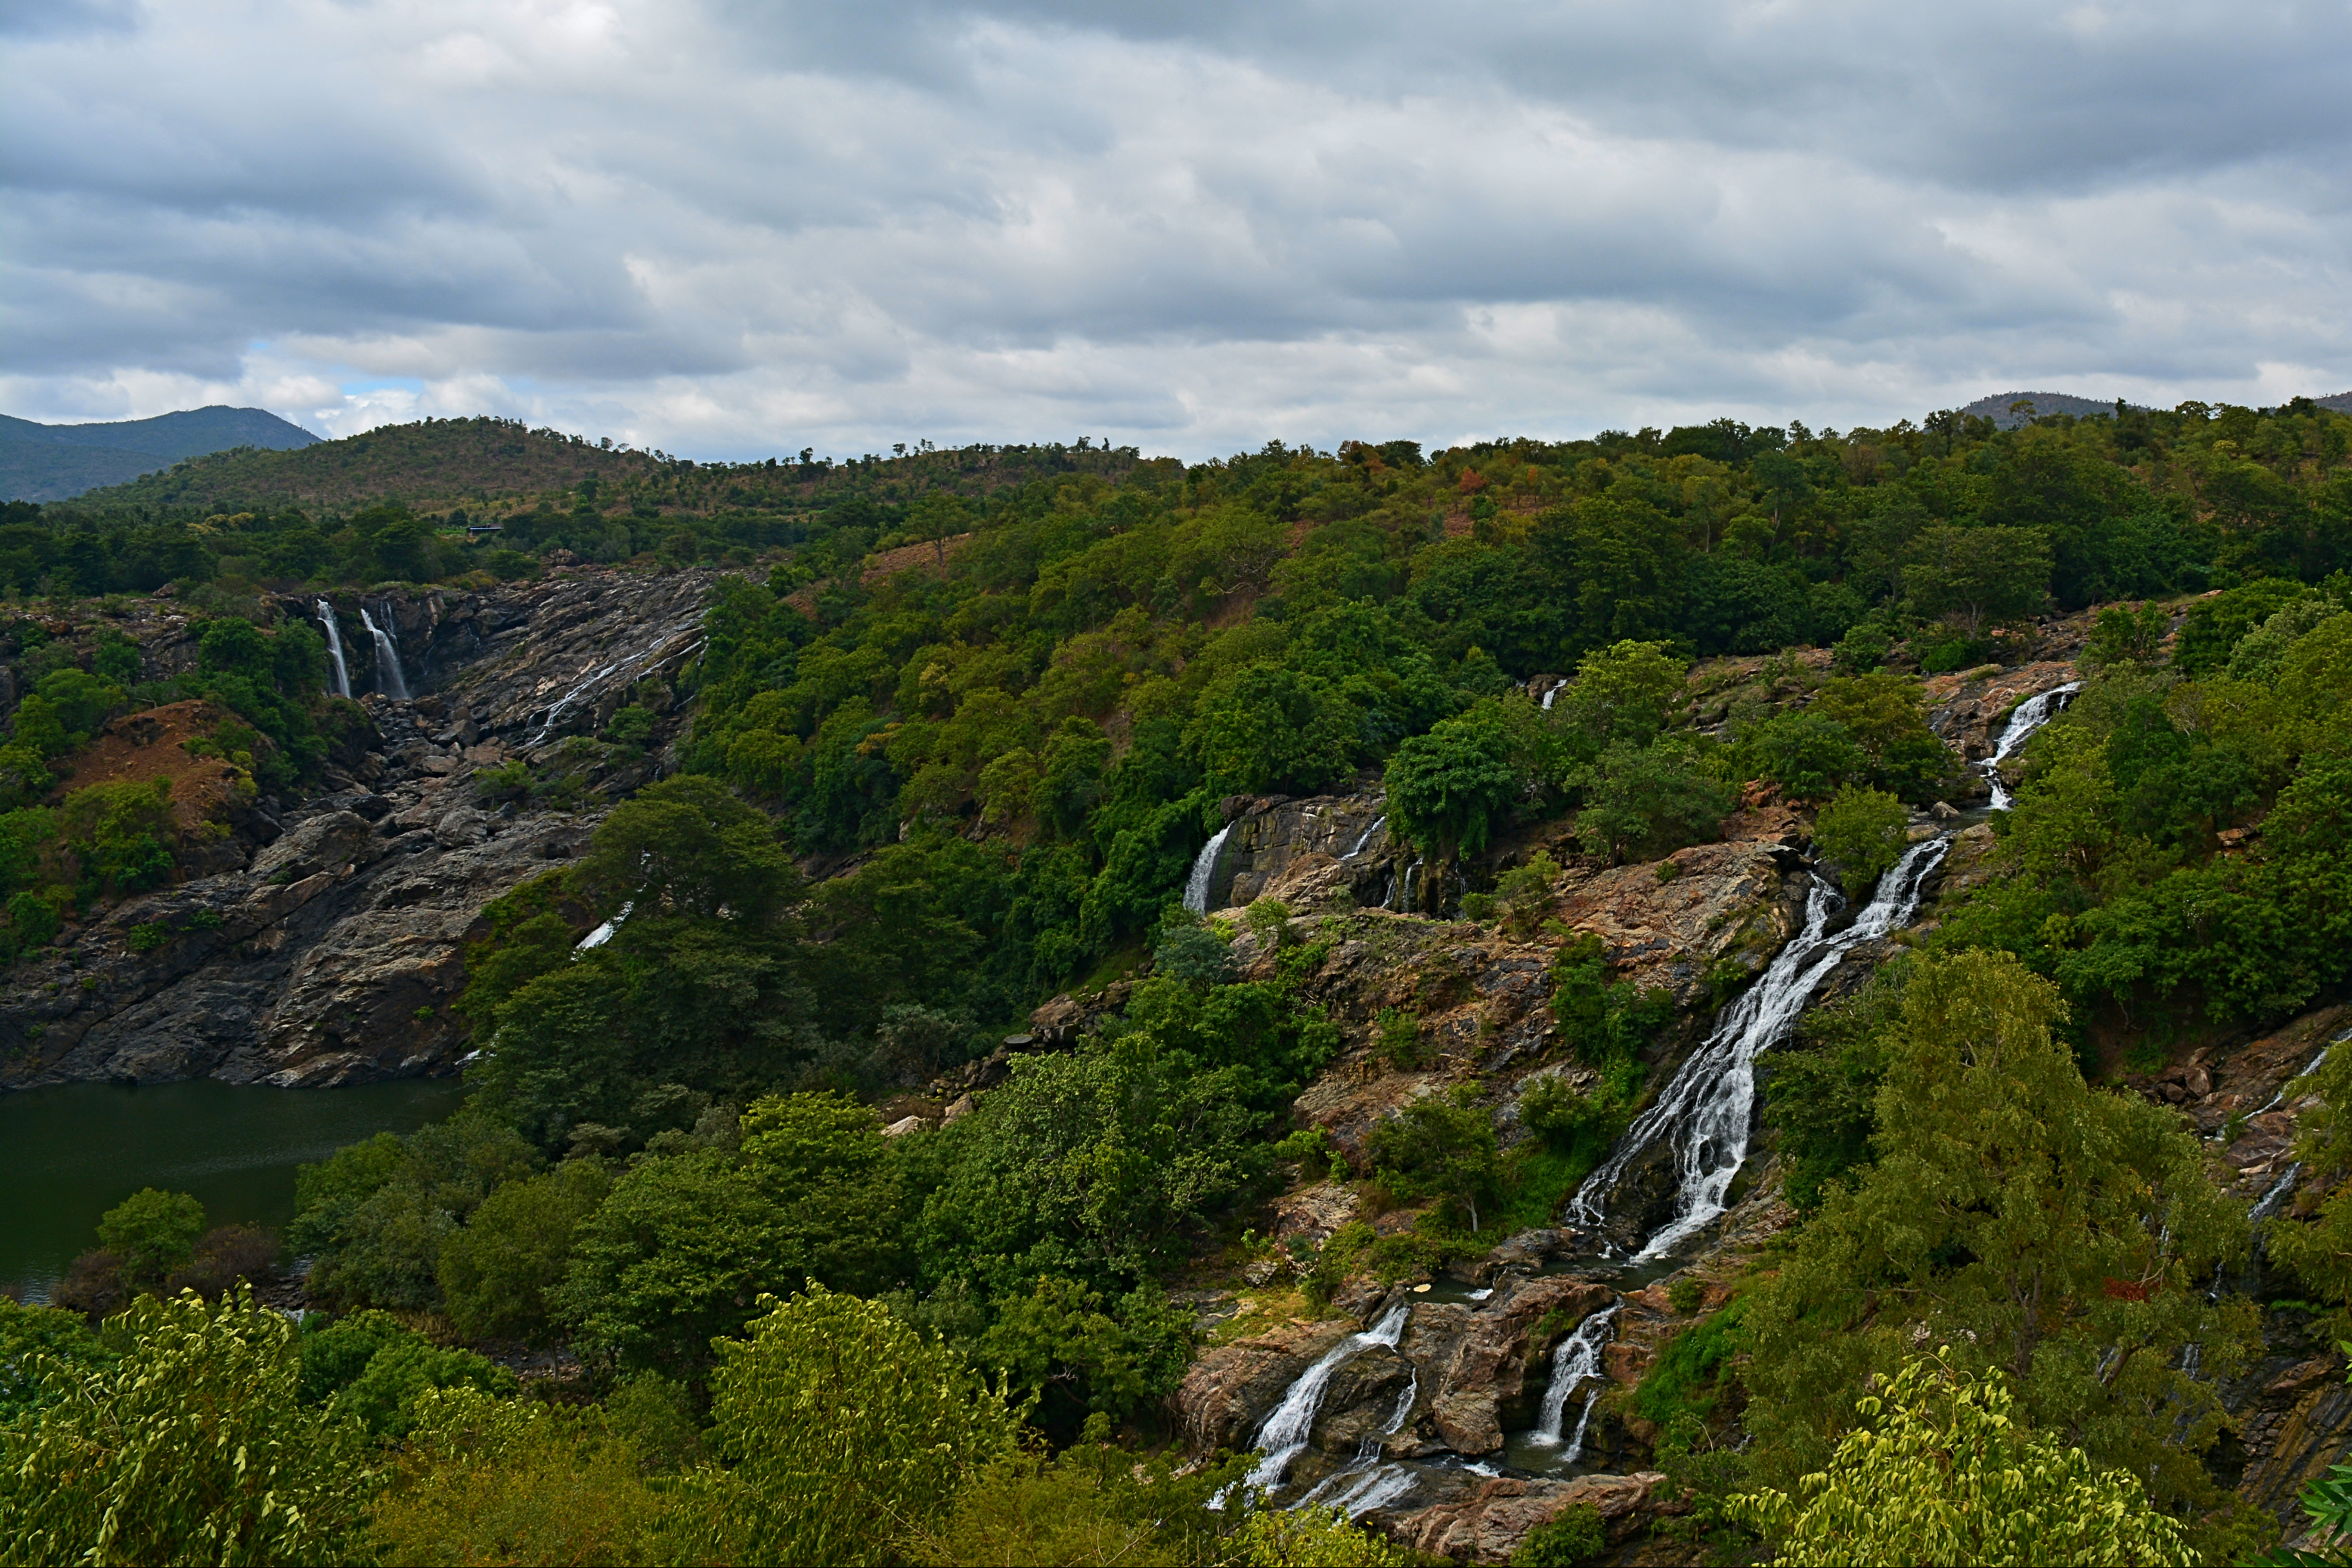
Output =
[
  {"x1": 358, "y1": 607, "x2": 411, "y2": 701},
  {"x1": 1223, "y1": 679, "x2": 2095, "y2": 1508},
  {"x1": 1183, "y1": 825, "x2": 1233, "y2": 915},
  {"x1": 316, "y1": 599, "x2": 351, "y2": 699}
]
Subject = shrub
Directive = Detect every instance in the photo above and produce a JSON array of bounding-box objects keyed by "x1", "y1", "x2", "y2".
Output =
[
  {"x1": 0, "y1": 1288, "x2": 374, "y2": 1565},
  {"x1": 697, "y1": 1286, "x2": 1021, "y2": 1566},
  {"x1": 1244, "y1": 895, "x2": 1293, "y2": 951},
  {"x1": 1811, "y1": 784, "x2": 1909, "y2": 896},
  {"x1": 97, "y1": 1187, "x2": 206, "y2": 1290},
  {"x1": 1511, "y1": 1503, "x2": 1606, "y2": 1567},
  {"x1": 1729, "y1": 1351, "x2": 2192, "y2": 1567}
]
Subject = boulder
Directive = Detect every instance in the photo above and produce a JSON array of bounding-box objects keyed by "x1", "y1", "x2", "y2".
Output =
[
  {"x1": 1378, "y1": 1472, "x2": 1668, "y2": 1565},
  {"x1": 1173, "y1": 1320, "x2": 1357, "y2": 1451}
]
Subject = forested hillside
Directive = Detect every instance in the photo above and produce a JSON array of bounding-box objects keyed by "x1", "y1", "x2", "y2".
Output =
[{"x1": 3, "y1": 396, "x2": 2351, "y2": 1567}]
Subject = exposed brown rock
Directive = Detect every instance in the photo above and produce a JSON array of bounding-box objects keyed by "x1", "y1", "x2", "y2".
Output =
[
  {"x1": 1377, "y1": 1472, "x2": 1668, "y2": 1565},
  {"x1": 1172, "y1": 1319, "x2": 1356, "y2": 1451}
]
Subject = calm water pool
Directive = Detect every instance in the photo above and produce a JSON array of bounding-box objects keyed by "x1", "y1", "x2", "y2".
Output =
[{"x1": 0, "y1": 1076, "x2": 466, "y2": 1301}]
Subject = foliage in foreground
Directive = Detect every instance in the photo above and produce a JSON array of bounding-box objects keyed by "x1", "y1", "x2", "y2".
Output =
[
  {"x1": 0, "y1": 1288, "x2": 374, "y2": 1568},
  {"x1": 1731, "y1": 1350, "x2": 2193, "y2": 1567}
]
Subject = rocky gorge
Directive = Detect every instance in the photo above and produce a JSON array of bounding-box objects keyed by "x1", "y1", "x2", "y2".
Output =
[{"x1": 0, "y1": 567, "x2": 722, "y2": 1090}]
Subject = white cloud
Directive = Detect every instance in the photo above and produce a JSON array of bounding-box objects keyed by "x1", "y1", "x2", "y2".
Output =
[{"x1": 1, "y1": 0, "x2": 2346, "y2": 459}]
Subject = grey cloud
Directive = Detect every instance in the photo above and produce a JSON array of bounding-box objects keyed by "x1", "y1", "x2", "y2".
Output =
[{"x1": 1, "y1": 0, "x2": 2346, "y2": 454}]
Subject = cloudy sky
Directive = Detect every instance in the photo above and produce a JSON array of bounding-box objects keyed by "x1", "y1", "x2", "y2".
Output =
[{"x1": 3, "y1": 1, "x2": 2348, "y2": 460}]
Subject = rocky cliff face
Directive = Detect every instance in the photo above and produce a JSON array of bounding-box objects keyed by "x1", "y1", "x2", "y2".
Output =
[{"x1": 0, "y1": 568, "x2": 726, "y2": 1089}]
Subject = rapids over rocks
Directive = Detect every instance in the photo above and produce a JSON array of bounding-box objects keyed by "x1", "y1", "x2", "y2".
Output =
[{"x1": 1164, "y1": 668, "x2": 2163, "y2": 1556}]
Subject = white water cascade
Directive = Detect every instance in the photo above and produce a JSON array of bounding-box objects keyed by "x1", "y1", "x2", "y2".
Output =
[
  {"x1": 1541, "y1": 679, "x2": 1568, "y2": 710},
  {"x1": 1342, "y1": 815, "x2": 1386, "y2": 860},
  {"x1": 1244, "y1": 1306, "x2": 1411, "y2": 1492},
  {"x1": 1183, "y1": 825, "x2": 1235, "y2": 915},
  {"x1": 1570, "y1": 840, "x2": 1949, "y2": 1258},
  {"x1": 1528, "y1": 1306, "x2": 1619, "y2": 1460},
  {"x1": 358, "y1": 607, "x2": 410, "y2": 700},
  {"x1": 526, "y1": 612, "x2": 709, "y2": 748},
  {"x1": 1566, "y1": 672, "x2": 2092, "y2": 1259},
  {"x1": 315, "y1": 600, "x2": 351, "y2": 698},
  {"x1": 1978, "y1": 681, "x2": 2080, "y2": 810},
  {"x1": 1296, "y1": 1360, "x2": 1421, "y2": 1516}
]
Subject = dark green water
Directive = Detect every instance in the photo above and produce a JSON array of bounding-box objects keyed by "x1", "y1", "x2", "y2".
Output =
[{"x1": 1, "y1": 1076, "x2": 466, "y2": 1301}]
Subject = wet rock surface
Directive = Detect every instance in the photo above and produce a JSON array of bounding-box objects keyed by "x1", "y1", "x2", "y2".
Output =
[{"x1": 0, "y1": 568, "x2": 729, "y2": 1090}]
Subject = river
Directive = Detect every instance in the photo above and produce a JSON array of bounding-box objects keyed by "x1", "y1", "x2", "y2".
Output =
[{"x1": 1, "y1": 1076, "x2": 465, "y2": 1302}]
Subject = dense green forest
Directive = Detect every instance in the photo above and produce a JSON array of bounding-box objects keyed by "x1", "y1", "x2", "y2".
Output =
[{"x1": 5, "y1": 398, "x2": 2352, "y2": 1566}]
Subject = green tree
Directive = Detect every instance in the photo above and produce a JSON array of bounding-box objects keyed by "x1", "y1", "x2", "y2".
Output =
[
  {"x1": 558, "y1": 1092, "x2": 904, "y2": 1376},
  {"x1": 436, "y1": 1157, "x2": 613, "y2": 1342},
  {"x1": 572, "y1": 773, "x2": 800, "y2": 924},
  {"x1": 289, "y1": 1114, "x2": 540, "y2": 1310},
  {"x1": 96, "y1": 1186, "x2": 206, "y2": 1290},
  {"x1": 974, "y1": 1276, "x2": 1195, "y2": 1437},
  {"x1": 1369, "y1": 1085, "x2": 1501, "y2": 1232},
  {"x1": 0, "y1": 1288, "x2": 373, "y2": 1567},
  {"x1": 1575, "y1": 737, "x2": 1734, "y2": 862},
  {"x1": 1901, "y1": 524, "x2": 2054, "y2": 638},
  {"x1": 1730, "y1": 1351, "x2": 2193, "y2": 1567},
  {"x1": 1553, "y1": 638, "x2": 1686, "y2": 752},
  {"x1": 1740, "y1": 951, "x2": 2256, "y2": 1529},
  {"x1": 1732, "y1": 711, "x2": 1867, "y2": 802},
  {"x1": 695, "y1": 1286, "x2": 1020, "y2": 1567},
  {"x1": 1811, "y1": 784, "x2": 1908, "y2": 896},
  {"x1": 1384, "y1": 703, "x2": 1520, "y2": 862}
]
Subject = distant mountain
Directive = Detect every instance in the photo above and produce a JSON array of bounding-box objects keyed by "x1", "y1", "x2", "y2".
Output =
[
  {"x1": 1958, "y1": 391, "x2": 2146, "y2": 429},
  {"x1": 1, "y1": 406, "x2": 321, "y2": 503},
  {"x1": 61, "y1": 416, "x2": 661, "y2": 516},
  {"x1": 1962, "y1": 388, "x2": 2352, "y2": 429}
]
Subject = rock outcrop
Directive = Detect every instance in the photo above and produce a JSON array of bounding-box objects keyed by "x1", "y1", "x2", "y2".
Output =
[
  {"x1": 0, "y1": 567, "x2": 729, "y2": 1090},
  {"x1": 1374, "y1": 1472, "x2": 1672, "y2": 1565}
]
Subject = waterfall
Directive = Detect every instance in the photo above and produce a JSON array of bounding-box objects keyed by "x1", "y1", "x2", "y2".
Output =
[
  {"x1": 1529, "y1": 1306, "x2": 1618, "y2": 1452},
  {"x1": 1244, "y1": 1306, "x2": 1410, "y2": 1491},
  {"x1": 1541, "y1": 679, "x2": 1568, "y2": 711},
  {"x1": 358, "y1": 607, "x2": 410, "y2": 700},
  {"x1": 1183, "y1": 825, "x2": 1234, "y2": 915},
  {"x1": 1978, "y1": 681, "x2": 2080, "y2": 810},
  {"x1": 315, "y1": 600, "x2": 351, "y2": 698},
  {"x1": 1296, "y1": 1359, "x2": 1420, "y2": 1516},
  {"x1": 1342, "y1": 815, "x2": 1386, "y2": 861},
  {"x1": 1565, "y1": 673, "x2": 2094, "y2": 1257},
  {"x1": 1571, "y1": 839, "x2": 1951, "y2": 1258},
  {"x1": 526, "y1": 612, "x2": 709, "y2": 748},
  {"x1": 575, "y1": 900, "x2": 634, "y2": 954}
]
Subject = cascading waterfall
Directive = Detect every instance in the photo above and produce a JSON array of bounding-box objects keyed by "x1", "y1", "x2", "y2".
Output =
[
  {"x1": 1529, "y1": 1306, "x2": 1619, "y2": 1459},
  {"x1": 1541, "y1": 679, "x2": 1568, "y2": 710},
  {"x1": 1978, "y1": 681, "x2": 2080, "y2": 810},
  {"x1": 526, "y1": 612, "x2": 709, "y2": 747},
  {"x1": 1342, "y1": 815, "x2": 1386, "y2": 860},
  {"x1": 1297, "y1": 1365, "x2": 1420, "y2": 1516},
  {"x1": 315, "y1": 600, "x2": 351, "y2": 699},
  {"x1": 1567, "y1": 675, "x2": 2090, "y2": 1259},
  {"x1": 1184, "y1": 825, "x2": 1235, "y2": 915},
  {"x1": 1244, "y1": 1306, "x2": 1410, "y2": 1492},
  {"x1": 1571, "y1": 840, "x2": 1949, "y2": 1257},
  {"x1": 358, "y1": 607, "x2": 411, "y2": 700},
  {"x1": 575, "y1": 901, "x2": 635, "y2": 953}
]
